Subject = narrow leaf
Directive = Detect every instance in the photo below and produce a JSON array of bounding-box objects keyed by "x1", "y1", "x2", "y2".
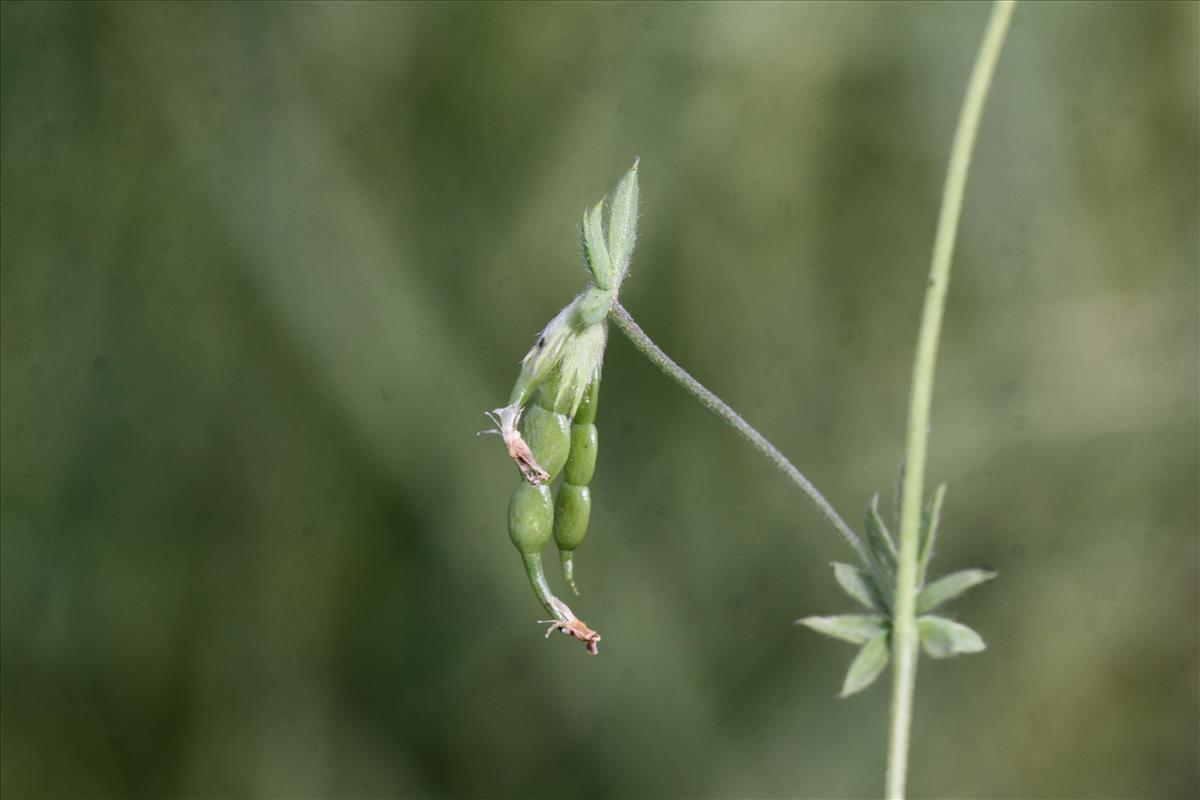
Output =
[
  {"x1": 795, "y1": 614, "x2": 887, "y2": 645},
  {"x1": 866, "y1": 493, "x2": 897, "y2": 575},
  {"x1": 832, "y1": 562, "x2": 882, "y2": 611},
  {"x1": 840, "y1": 632, "x2": 890, "y2": 697},
  {"x1": 582, "y1": 201, "x2": 611, "y2": 289},
  {"x1": 917, "y1": 615, "x2": 986, "y2": 658},
  {"x1": 917, "y1": 568, "x2": 997, "y2": 613},
  {"x1": 917, "y1": 482, "x2": 947, "y2": 588},
  {"x1": 605, "y1": 158, "x2": 639, "y2": 281}
]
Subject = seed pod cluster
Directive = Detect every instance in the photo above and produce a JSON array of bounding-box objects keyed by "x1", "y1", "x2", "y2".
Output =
[
  {"x1": 502, "y1": 375, "x2": 603, "y2": 654},
  {"x1": 485, "y1": 159, "x2": 639, "y2": 655},
  {"x1": 506, "y1": 375, "x2": 600, "y2": 602}
]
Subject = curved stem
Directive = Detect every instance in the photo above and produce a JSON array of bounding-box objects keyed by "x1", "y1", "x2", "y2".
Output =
[
  {"x1": 521, "y1": 552, "x2": 562, "y2": 620},
  {"x1": 609, "y1": 301, "x2": 871, "y2": 566},
  {"x1": 885, "y1": 3, "x2": 1016, "y2": 798}
]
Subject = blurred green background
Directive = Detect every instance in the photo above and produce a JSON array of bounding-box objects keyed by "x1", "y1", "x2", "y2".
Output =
[{"x1": 2, "y1": 2, "x2": 1196, "y2": 798}]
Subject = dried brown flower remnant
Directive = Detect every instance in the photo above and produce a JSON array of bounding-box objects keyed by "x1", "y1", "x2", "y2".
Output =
[
  {"x1": 482, "y1": 405, "x2": 550, "y2": 484},
  {"x1": 542, "y1": 596, "x2": 602, "y2": 655}
]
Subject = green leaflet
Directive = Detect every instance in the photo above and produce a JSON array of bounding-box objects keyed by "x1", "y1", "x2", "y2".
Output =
[
  {"x1": 579, "y1": 158, "x2": 638, "y2": 292},
  {"x1": 917, "y1": 615, "x2": 986, "y2": 658},
  {"x1": 832, "y1": 562, "x2": 882, "y2": 612},
  {"x1": 917, "y1": 568, "x2": 997, "y2": 613},
  {"x1": 841, "y1": 632, "x2": 891, "y2": 697},
  {"x1": 917, "y1": 482, "x2": 947, "y2": 588},
  {"x1": 795, "y1": 614, "x2": 888, "y2": 645},
  {"x1": 866, "y1": 493, "x2": 898, "y2": 578},
  {"x1": 799, "y1": 479, "x2": 993, "y2": 697}
]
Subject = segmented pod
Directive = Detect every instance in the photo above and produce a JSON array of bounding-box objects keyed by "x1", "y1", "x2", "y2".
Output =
[
  {"x1": 507, "y1": 377, "x2": 574, "y2": 616},
  {"x1": 563, "y1": 422, "x2": 598, "y2": 485},
  {"x1": 554, "y1": 381, "x2": 599, "y2": 593},
  {"x1": 572, "y1": 377, "x2": 599, "y2": 426},
  {"x1": 554, "y1": 484, "x2": 591, "y2": 591},
  {"x1": 507, "y1": 482, "x2": 557, "y2": 616},
  {"x1": 507, "y1": 377, "x2": 601, "y2": 605}
]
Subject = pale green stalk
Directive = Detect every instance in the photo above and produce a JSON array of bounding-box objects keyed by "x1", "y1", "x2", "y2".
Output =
[
  {"x1": 885, "y1": 3, "x2": 1016, "y2": 798},
  {"x1": 609, "y1": 302, "x2": 873, "y2": 568}
]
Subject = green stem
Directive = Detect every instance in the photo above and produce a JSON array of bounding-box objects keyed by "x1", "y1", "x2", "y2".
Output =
[
  {"x1": 885, "y1": 3, "x2": 1015, "y2": 798},
  {"x1": 609, "y1": 301, "x2": 872, "y2": 567}
]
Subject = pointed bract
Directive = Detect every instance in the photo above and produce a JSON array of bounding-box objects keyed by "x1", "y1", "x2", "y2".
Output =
[
  {"x1": 553, "y1": 319, "x2": 607, "y2": 418},
  {"x1": 606, "y1": 158, "x2": 639, "y2": 288},
  {"x1": 509, "y1": 304, "x2": 574, "y2": 409},
  {"x1": 582, "y1": 201, "x2": 611, "y2": 289}
]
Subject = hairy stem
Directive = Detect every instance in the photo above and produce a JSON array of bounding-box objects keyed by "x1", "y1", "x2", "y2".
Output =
[
  {"x1": 885, "y1": 3, "x2": 1016, "y2": 798},
  {"x1": 609, "y1": 301, "x2": 871, "y2": 566}
]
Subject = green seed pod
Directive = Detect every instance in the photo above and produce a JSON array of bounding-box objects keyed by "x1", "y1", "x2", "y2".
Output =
[
  {"x1": 508, "y1": 482, "x2": 553, "y2": 555},
  {"x1": 554, "y1": 484, "x2": 591, "y2": 551},
  {"x1": 555, "y1": 484, "x2": 591, "y2": 594},
  {"x1": 510, "y1": 483, "x2": 562, "y2": 619},
  {"x1": 519, "y1": 404, "x2": 570, "y2": 480},
  {"x1": 564, "y1": 423, "x2": 598, "y2": 486},
  {"x1": 573, "y1": 380, "x2": 600, "y2": 425}
]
